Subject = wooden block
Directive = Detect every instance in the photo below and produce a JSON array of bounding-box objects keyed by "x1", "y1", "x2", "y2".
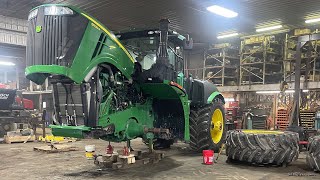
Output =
[
  {"x1": 133, "y1": 151, "x2": 143, "y2": 160},
  {"x1": 118, "y1": 154, "x2": 135, "y2": 164}
]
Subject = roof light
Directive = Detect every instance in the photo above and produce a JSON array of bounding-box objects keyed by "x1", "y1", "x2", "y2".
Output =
[
  {"x1": 305, "y1": 18, "x2": 320, "y2": 24},
  {"x1": 0, "y1": 61, "x2": 15, "y2": 66},
  {"x1": 217, "y1": 33, "x2": 239, "y2": 39},
  {"x1": 206, "y1": 5, "x2": 238, "y2": 18},
  {"x1": 256, "y1": 25, "x2": 283, "y2": 32}
]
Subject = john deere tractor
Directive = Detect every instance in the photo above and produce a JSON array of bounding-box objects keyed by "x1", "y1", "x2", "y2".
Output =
[{"x1": 25, "y1": 4, "x2": 226, "y2": 151}]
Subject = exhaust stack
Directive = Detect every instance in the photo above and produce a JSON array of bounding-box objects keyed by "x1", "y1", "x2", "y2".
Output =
[{"x1": 157, "y1": 19, "x2": 170, "y2": 65}]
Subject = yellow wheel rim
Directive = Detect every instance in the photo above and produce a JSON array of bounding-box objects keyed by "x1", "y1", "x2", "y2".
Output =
[
  {"x1": 241, "y1": 130, "x2": 284, "y2": 134},
  {"x1": 210, "y1": 109, "x2": 224, "y2": 144}
]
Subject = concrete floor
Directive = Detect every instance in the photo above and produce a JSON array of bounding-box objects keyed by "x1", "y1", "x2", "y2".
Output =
[{"x1": 0, "y1": 138, "x2": 318, "y2": 180}]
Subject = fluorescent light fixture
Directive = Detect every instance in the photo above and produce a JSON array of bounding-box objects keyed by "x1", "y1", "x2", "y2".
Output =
[
  {"x1": 285, "y1": 90, "x2": 294, "y2": 93},
  {"x1": 217, "y1": 33, "x2": 239, "y2": 39},
  {"x1": 305, "y1": 18, "x2": 320, "y2": 24},
  {"x1": 256, "y1": 90, "x2": 280, "y2": 94},
  {"x1": 206, "y1": 5, "x2": 238, "y2": 18},
  {"x1": 256, "y1": 89, "x2": 309, "y2": 94},
  {"x1": 0, "y1": 61, "x2": 15, "y2": 66},
  {"x1": 225, "y1": 98, "x2": 235, "y2": 102},
  {"x1": 256, "y1": 25, "x2": 282, "y2": 32}
]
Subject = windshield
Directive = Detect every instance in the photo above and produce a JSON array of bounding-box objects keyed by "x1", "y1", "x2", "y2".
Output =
[{"x1": 120, "y1": 36, "x2": 183, "y2": 71}]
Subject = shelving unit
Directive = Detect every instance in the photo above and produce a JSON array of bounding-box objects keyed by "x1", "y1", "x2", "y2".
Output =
[
  {"x1": 276, "y1": 108, "x2": 289, "y2": 130},
  {"x1": 300, "y1": 110, "x2": 315, "y2": 130},
  {"x1": 203, "y1": 43, "x2": 240, "y2": 86},
  {"x1": 283, "y1": 28, "x2": 320, "y2": 82},
  {"x1": 239, "y1": 35, "x2": 283, "y2": 85}
]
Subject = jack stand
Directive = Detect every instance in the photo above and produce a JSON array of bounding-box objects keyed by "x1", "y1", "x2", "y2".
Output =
[
  {"x1": 127, "y1": 140, "x2": 134, "y2": 151},
  {"x1": 148, "y1": 139, "x2": 154, "y2": 152},
  {"x1": 106, "y1": 141, "x2": 113, "y2": 154}
]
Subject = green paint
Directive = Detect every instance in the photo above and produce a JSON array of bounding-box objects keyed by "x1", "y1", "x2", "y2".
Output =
[
  {"x1": 25, "y1": 6, "x2": 134, "y2": 84},
  {"x1": 207, "y1": 91, "x2": 224, "y2": 104},
  {"x1": 50, "y1": 125, "x2": 90, "y2": 138},
  {"x1": 36, "y1": 25, "x2": 42, "y2": 33}
]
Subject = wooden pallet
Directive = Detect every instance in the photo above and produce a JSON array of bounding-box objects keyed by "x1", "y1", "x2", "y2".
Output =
[
  {"x1": 4, "y1": 135, "x2": 35, "y2": 144},
  {"x1": 33, "y1": 144, "x2": 78, "y2": 153}
]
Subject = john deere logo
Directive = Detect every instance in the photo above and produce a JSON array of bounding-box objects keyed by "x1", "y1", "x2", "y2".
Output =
[{"x1": 36, "y1": 25, "x2": 42, "y2": 33}]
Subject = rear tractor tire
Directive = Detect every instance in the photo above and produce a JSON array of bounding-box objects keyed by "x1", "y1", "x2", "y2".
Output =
[
  {"x1": 306, "y1": 135, "x2": 320, "y2": 172},
  {"x1": 189, "y1": 100, "x2": 226, "y2": 152},
  {"x1": 226, "y1": 130, "x2": 299, "y2": 166}
]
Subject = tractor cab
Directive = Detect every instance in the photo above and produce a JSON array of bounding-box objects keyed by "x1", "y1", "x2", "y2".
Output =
[{"x1": 117, "y1": 19, "x2": 190, "y2": 86}]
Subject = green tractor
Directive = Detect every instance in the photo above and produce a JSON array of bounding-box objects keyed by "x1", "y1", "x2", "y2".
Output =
[{"x1": 25, "y1": 4, "x2": 226, "y2": 152}]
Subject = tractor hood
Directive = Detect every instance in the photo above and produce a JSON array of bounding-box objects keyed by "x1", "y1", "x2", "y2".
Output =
[{"x1": 26, "y1": 4, "x2": 134, "y2": 84}]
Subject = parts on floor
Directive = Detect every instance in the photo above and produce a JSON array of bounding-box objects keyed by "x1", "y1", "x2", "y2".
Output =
[
  {"x1": 306, "y1": 135, "x2": 320, "y2": 172},
  {"x1": 226, "y1": 130, "x2": 299, "y2": 166}
]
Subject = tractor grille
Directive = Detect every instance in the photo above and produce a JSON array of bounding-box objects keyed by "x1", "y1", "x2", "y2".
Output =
[
  {"x1": 27, "y1": 16, "x2": 64, "y2": 66},
  {"x1": 26, "y1": 7, "x2": 88, "y2": 67}
]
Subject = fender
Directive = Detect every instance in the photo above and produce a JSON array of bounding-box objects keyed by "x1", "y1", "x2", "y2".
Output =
[{"x1": 207, "y1": 91, "x2": 225, "y2": 104}]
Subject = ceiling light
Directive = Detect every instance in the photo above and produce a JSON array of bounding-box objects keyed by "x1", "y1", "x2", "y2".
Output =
[
  {"x1": 206, "y1": 5, "x2": 238, "y2": 18},
  {"x1": 256, "y1": 90, "x2": 280, "y2": 94},
  {"x1": 256, "y1": 89, "x2": 309, "y2": 94},
  {"x1": 256, "y1": 25, "x2": 282, "y2": 32},
  {"x1": 217, "y1": 33, "x2": 239, "y2": 39},
  {"x1": 305, "y1": 18, "x2": 320, "y2": 24},
  {"x1": 225, "y1": 98, "x2": 235, "y2": 102},
  {"x1": 0, "y1": 61, "x2": 15, "y2": 66}
]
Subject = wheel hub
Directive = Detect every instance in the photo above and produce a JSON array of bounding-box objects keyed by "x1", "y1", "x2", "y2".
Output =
[{"x1": 210, "y1": 108, "x2": 224, "y2": 144}]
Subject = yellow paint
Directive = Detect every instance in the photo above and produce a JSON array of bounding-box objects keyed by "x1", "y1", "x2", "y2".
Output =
[
  {"x1": 241, "y1": 130, "x2": 284, "y2": 134},
  {"x1": 210, "y1": 109, "x2": 224, "y2": 144},
  {"x1": 85, "y1": 151, "x2": 94, "y2": 159},
  {"x1": 91, "y1": 22, "x2": 100, "y2": 31},
  {"x1": 38, "y1": 135, "x2": 65, "y2": 142},
  {"x1": 81, "y1": 13, "x2": 135, "y2": 63}
]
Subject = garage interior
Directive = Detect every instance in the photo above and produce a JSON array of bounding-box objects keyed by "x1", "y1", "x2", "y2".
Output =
[{"x1": 1, "y1": 0, "x2": 320, "y2": 179}]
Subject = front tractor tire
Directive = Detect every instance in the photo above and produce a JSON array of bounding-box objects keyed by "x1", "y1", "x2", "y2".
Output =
[{"x1": 190, "y1": 101, "x2": 226, "y2": 152}]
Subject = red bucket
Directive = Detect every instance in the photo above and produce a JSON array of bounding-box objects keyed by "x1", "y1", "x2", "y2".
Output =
[{"x1": 203, "y1": 150, "x2": 214, "y2": 165}]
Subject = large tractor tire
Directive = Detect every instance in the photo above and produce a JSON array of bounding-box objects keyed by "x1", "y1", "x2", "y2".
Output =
[
  {"x1": 306, "y1": 136, "x2": 320, "y2": 172},
  {"x1": 189, "y1": 101, "x2": 226, "y2": 152},
  {"x1": 226, "y1": 130, "x2": 299, "y2": 166}
]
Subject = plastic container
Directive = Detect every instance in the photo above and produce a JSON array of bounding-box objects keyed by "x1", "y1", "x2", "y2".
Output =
[
  {"x1": 85, "y1": 145, "x2": 95, "y2": 159},
  {"x1": 203, "y1": 150, "x2": 214, "y2": 165}
]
